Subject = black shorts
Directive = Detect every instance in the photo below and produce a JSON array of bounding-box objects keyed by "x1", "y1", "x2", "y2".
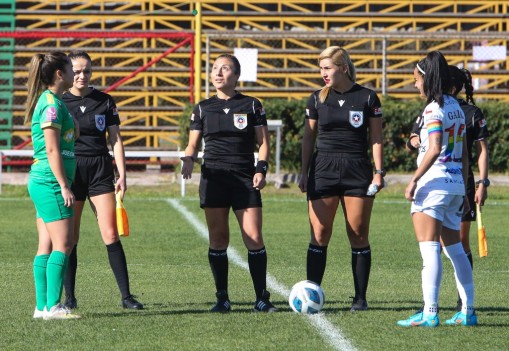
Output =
[
  {"x1": 72, "y1": 154, "x2": 115, "y2": 201},
  {"x1": 199, "y1": 163, "x2": 262, "y2": 211},
  {"x1": 307, "y1": 152, "x2": 373, "y2": 200},
  {"x1": 462, "y1": 171, "x2": 476, "y2": 222}
]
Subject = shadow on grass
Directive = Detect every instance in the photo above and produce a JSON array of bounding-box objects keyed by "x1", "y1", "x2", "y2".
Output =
[{"x1": 81, "y1": 300, "x2": 509, "y2": 319}]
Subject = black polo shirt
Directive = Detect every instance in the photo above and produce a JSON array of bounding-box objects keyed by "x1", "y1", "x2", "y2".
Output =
[
  {"x1": 63, "y1": 87, "x2": 120, "y2": 156},
  {"x1": 306, "y1": 84, "x2": 382, "y2": 157},
  {"x1": 190, "y1": 92, "x2": 267, "y2": 167}
]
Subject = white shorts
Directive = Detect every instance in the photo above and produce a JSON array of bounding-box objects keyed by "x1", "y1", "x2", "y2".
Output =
[{"x1": 411, "y1": 192, "x2": 464, "y2": 230}]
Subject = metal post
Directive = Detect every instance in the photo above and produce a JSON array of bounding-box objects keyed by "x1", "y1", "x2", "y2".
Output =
[
  {"x1": 206, "y1": 35, "x2": 210, "y2": 99},
  {"x1": 276, "y1": 125, "x2": 281, "y2": 178},
  {"x1": 193, "y1": 2, "x2": 202, "y2": 103},
  {"x1": 382, "y1": 36, "x2": 387, "y2": 96}
]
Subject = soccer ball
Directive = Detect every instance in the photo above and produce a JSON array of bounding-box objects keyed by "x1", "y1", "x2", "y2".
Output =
[{"x1": 288, "y1": 280, "x2": 325, "y2": 314}]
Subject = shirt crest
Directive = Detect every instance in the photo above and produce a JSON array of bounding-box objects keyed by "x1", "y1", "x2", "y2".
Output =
[
  {"x1": 233, "y1": 114, "x2": 248, "y2": 130},
  {"x1": 349, "y1": 111, "x2": 363, "y2": 128},
  {"x1": 95, "y1": 114, "x2": 106, "y2": 131}
]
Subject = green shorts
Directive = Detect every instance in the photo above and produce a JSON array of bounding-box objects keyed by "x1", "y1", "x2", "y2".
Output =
[{"x1": 28, "y1": 176, "x2": 74, "y2": 223}]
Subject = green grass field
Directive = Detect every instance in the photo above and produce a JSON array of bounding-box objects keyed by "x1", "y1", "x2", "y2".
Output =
[{"x1": 1, "y1": 182, "x2": 508, "y2": 351}]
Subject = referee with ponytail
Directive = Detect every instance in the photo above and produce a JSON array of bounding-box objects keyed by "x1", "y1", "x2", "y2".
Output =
[
  {"x1": 299, "y1": 46, "x2": 384, "y2": 312},
  {"x1": 181, "y1": 54, "x2": 276, "y2": 313}
]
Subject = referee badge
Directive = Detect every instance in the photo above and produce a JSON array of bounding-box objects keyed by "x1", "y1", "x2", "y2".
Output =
[
  {"x1": 349, "y1": 111, "x2": 363, "y2": 128},
  {"x1": 95, "y1": 114, "x2": 106, "y2": 131},
  {"x1": 234, "y1": 114, "x2": 248, "y2": 130}
]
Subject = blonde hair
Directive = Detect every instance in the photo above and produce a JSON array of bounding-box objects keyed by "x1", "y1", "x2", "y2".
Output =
[
  {"x1": 318, "y1": 46, "x2": 356, "y2": 103},
  {"x1": 25, "y1": 51, "x2": 69, "y2": 124}
]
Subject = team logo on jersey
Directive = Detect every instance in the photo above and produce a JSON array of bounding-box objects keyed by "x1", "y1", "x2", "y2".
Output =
[
  {"x1": 349, "y1": 111, "x2": 363, "y2": 128},
  {"x1": 258, "y1": 107, "x2": 266, "y2": 116},
  {"x1": 338, "y1": 100, "x2": 345, "y2": 107},
  {"x1": 80, "y1": 106, "x2": 86, "y2": 113},
  {"x1": 373, "y1": 106, "x2": 383, "y2": 116},
  {"x1": 479, "y1": 118, "x2": 487, "y2": 128},
  {"x1": 45, "y1": 106, "x2": 57, "y2": 122},
  {"x1": 63, "y1": 128, "x2": 74, "y2": 143},
  {"x1": 95, "y1": 114, "x2": 106, "y2": 131},
  {"x1": 112, "y1": 107, "x2": 119, "y2": 116},
  {"x1": 190, "y1": 113, "x2": 195, "y2": 121},
  {"x1": 234, "y1": 114, "x2": 248, "y2": 129},
  {"x1": 223, "y1": 108, "x2": 230, "y2": 114},
  {"x1": 305, "y1": 108, "x2": 310, "y2": 116}
]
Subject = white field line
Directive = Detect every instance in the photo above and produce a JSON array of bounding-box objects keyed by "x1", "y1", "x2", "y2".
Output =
[{"x1": 167, "y1": 198, "x2": 357, "y2": 351}]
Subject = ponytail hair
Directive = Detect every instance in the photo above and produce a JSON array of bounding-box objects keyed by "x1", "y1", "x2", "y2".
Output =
[
  {"x1": 24, "y1": 51, "x2": 69, "y2": 124},
  {"x1": 449, "y1": 65, "x2": 476, "y2": 105},
  {"x1": 416, "y1": 51, "x2": 451, "y2": 107},
  {"x1": 318, "y1": 46, "x2": 356, "y2": 103},
  {"x1": 25, "y1": 54, "x2": 45, "y2": 124},
  {"x1": 461, "y1": 68, "x2": 475, "y2": 105}
]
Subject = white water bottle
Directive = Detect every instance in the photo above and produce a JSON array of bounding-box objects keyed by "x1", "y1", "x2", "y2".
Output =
[
  {"x1": 366, "y1": 183, "x2": 379, "y2": 196},
  {"x1": 367, "y1": 180, "x2": 387, "y2": 196}
]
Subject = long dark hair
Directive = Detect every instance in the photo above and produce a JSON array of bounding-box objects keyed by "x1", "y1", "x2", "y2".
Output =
[
  {"x1": 416, "y1": 51, "x2": 452, "y2": 107},
  {"x1": 68, "y1": 50, "x2": 92, "y2": 63},
  {"x1": 25, "y1": 51, "x2": 69, "y2": 124},
  {"x1": 449, "y1": 65, "x2": 475, "y2": 105}
]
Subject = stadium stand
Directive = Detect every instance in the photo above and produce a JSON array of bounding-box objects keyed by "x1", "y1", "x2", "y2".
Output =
[{"x1": 1, "y1": 1, "x2": 508, "y2": 157}]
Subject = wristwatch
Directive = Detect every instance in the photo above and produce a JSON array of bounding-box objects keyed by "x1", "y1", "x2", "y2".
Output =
[
  {"x1": 375, "y1": 169, "x2": 386, "y2": 177},
  {"x1": 476, "y1": 179, "x2": 490, "y2": 187}
]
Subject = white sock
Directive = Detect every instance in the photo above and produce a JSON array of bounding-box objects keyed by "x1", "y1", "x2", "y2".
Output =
[
  {"x1": 419, "y1": 241, "x2": 442, "y2": 316},
  {"x1": 443, "y1": 242, "x2": 475, "y2": 315}
]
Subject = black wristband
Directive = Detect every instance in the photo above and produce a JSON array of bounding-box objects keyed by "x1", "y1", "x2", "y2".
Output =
[
  {"x1": 256, "y1": 160, "x2": 268, "y2": 176},
  {"x1": 406, "y1": 138, "x2": 417, "y2": 151},
  {"x1": 180, "y1": 155, "x2": 195, "y2": 162}
]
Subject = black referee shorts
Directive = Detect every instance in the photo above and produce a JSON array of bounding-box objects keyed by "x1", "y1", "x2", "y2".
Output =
[
  {"x1": 307, "y1": 152, "x2": 373, "y2": 200},
  {"x1": 199, "y1": 163, "x2": 262, "y2": 211},
  {"x1": 72, "y1": 154, "x2": 116, "y2": 201},
  {"x1": 462, "y1": 171, "x2": 476, "y2": 222}
]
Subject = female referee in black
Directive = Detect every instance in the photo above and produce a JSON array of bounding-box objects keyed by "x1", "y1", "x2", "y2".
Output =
[
  {"x1": 181, "y1": 54, "x2": 276, "y2": 312},
  {"x1": 299, "y1": 46, "x2": 384, "y2": 312},
  {"x1": 62, "y1": 51, "x2": 143, "y2": 310}
]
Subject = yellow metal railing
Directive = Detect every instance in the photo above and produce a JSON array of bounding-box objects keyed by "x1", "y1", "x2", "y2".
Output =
[{"x1": 6, "y1": 0, "x2": 509, "y2": 149}]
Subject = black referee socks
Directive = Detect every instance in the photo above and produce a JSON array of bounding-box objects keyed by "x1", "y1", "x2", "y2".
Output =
[
  {"x1": 307, "y1": 244, "x2": 328, "y2": 285},
  {"x1": 351, "y1": 246, "x2": 371, "y2": 300},
  {"x1": 107, "y1": 241, "x2": 131, "y2": 299},
  {"x1": 208, "y1": 248, "x2": 229, "y2": 293},
  {"x1": 248, "y1": 247, "x2": 267, "y2": 299}
]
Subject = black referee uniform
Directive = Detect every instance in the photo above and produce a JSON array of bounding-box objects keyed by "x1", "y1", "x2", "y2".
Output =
[
  {"x1": 190, "y1": 92, "x2": 267, "y2": 210},
  {"x1": 189, "y1": 91, "x2": 276, "y2": 312},
  {"x1": 461, "y1": 99, "x2": 490, "y2": 221},
  {"x1": 62, "y1": 87, "x2": 142, "y2": 310},
  {"x1": 305, "y1": 83, "x2": 383, "y2": 199},
  {"x1": 63, "y1": 87, "x2": 119, "y2": 199},
  {"x1": 304, "y1": 83, "x2": 382, "y2": 311}
]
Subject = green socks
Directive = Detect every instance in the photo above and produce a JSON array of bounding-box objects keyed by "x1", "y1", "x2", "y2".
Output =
[
  {"x1": 46, "y1": 251, "x2": 69, "y2": 309},
  {"x1": 33, "y1": 254, "x2": 50, "y2": 311}
]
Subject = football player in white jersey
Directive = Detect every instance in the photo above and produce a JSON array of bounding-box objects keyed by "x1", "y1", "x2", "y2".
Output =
[{"x1": 397, "y1": 51, "x2": 477, "y2": 327}]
